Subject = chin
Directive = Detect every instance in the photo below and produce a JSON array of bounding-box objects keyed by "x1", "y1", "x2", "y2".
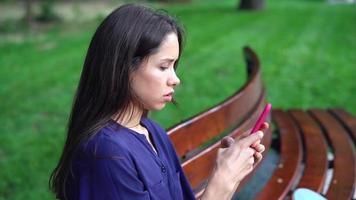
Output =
[{"x1": 149, "y1": 103, "x2": 166, "y2": 111}]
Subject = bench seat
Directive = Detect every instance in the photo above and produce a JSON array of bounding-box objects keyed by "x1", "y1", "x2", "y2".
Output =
[{"x1": 256, "y1": 109, "x2": 356, "y2": 200}]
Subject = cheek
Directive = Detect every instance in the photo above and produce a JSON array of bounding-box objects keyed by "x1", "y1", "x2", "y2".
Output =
[
  {"x1": 133, "y1": 79, "x2": 166, "y2": 111},
  {"x1": 132, "y1": 71, "x2": 164, "y2": 100}
]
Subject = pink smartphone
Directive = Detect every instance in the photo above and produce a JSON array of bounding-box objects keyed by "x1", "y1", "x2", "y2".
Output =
[{"x1": 250, "y1": 103, "x2": 272, "y2": 134}]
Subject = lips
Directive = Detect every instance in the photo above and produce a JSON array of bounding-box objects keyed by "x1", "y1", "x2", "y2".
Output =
[
  {"x1": 163, "y1": 91, "x2": 174, "y2": 101},
  {"x1": 164, "y1": 91, "x2": 174, "y2": 96}
]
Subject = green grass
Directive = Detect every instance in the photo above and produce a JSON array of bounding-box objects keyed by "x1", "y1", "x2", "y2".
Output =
[{"x1": 0, "y1": 0, "x2": 355, "y2": 199}]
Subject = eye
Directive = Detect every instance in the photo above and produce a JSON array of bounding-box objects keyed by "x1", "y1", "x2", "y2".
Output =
[{"x1": 159, "y1": 66, "x2": 169, "y2": 71}]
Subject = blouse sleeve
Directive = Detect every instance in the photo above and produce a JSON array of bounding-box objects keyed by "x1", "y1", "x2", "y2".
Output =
[{"x1": 77, "y1": 137, "x2": 150, "y2": 200}]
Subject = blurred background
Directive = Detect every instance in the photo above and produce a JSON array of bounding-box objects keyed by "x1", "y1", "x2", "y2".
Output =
[{"x1": 0, "y1": 0, "x2": 355, "y2": 199}]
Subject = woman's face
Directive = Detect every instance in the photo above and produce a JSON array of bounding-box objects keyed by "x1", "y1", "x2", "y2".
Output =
[{"x1": 131, "y1": 32, "x2": 181, "y2": 111}]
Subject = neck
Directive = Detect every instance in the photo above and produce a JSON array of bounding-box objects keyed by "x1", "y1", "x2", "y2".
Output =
[{"x1": 113, "y1": 104, "x2": 144, "y2": 128}]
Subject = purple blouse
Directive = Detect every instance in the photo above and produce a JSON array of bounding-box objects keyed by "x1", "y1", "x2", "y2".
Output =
[{"x1": 65, "y1": 118, "x2": 195, "y2": 200}]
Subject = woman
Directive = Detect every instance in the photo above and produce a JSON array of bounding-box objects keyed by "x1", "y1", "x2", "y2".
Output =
[{"x1": 49, "y1": 4, "x2": 268, "y2": 200}]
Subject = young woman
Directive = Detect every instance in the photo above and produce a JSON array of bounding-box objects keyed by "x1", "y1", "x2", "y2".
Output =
[{"x1": 50, "y1": 4, "x2": 268, "y2": 200}]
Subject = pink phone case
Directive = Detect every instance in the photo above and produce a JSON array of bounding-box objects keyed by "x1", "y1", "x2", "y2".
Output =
[{"x1": 250, "y1": 103, "x2": 272, "y2": 134}]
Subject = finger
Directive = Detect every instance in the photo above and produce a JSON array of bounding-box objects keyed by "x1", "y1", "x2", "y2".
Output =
[
  {"x1": 251, "y1": 122, "x2": 268, "y2": 146},
  {"x1": 238, "y1": 131, "x2": 263, "y2": 148},
  {"x1": 253, "y1": 152, "x2": 263, "y2": 165},
  {"x1": 259, "y1": 122, "x2": 269, "y2": 131},
  {"x1": 235, "y1": 147, "x2": 255, "y2": 161},
  {"x1": 246, "y1": 147, "x2": 256, "y2": 157},
  {"x1": 247, "y1": 156, "x2": 255, "y2": 166},
  {"x1": 251, "y1": 139, "x2": 261, "y2": 148},
  {"x1": 220, "y1": 136, "x2": 235, "y2": 148},
  {"x1": 251, "y1": 122, "x2": 268, "y2": 135},
  {"x1": 253, "y1": 144, "x2": 265, "y2": 153}
]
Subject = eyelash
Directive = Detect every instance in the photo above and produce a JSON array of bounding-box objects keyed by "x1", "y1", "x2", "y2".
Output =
[{"x1": 159, "y1": 66, "x2": 169, "y2": 71}]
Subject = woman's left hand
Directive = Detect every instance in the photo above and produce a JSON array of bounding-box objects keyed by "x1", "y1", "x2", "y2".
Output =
[{"x1": 220, "y1": 122, "x2": 269, "y2": 165}]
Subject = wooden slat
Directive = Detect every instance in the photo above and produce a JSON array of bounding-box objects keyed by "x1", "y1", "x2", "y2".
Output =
[
  {"x1": 289, "y1": 110, "x2": 328, "y2": 193},
  {"x1": 329, "y1": 108, "x2": 356, "y2": 144},
  {"x1": 255, "y1": 110, "x2": 303, "y2": 200},
  {"x1": 168, "y1": 47, "x2": 263, "y2": 158},
  {"x1": 309, "y1": 109, "x2": 356, "y2": 200}
]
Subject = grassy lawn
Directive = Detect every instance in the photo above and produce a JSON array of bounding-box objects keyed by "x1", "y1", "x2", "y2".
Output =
[{"x1": 0, "y1": 0, "x2": 355, "y2": 199}]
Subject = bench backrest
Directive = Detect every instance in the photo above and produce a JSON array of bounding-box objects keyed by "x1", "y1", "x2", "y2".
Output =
[{"x1": 167, "y1": 47, "x2": 272, "y2": 196}]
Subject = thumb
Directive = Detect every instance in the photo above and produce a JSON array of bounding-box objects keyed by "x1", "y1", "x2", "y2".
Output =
[
  {"x1": 220, "y1": 136, "x2": 235, "y2": 148},
  {"x1": 238, "y1": 131, "x2": 263, "y2": 148}
]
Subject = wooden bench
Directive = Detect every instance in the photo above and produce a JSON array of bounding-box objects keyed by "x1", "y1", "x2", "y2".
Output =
[{"x1": 166, "y1": 46, "x2": 356, "y2": 199}]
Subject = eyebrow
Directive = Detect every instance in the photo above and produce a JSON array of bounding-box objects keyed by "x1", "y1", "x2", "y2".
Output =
[{"x1": 160, "y1": 58, "x2": 176, "y2": 63}]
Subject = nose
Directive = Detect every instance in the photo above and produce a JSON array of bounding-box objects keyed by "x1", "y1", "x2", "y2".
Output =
[{"x1": 168, "y1": 71, "x2": 180, "y2": 87}]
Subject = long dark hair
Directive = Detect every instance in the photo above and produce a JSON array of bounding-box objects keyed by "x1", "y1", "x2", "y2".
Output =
[{"x1": 49, "y1": 4, "x2": 184, "y2": 199}]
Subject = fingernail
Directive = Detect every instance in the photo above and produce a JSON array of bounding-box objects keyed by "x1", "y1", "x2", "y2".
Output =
[{"x1": 258, "y1": 131, "x2": 263, "y2": 137}]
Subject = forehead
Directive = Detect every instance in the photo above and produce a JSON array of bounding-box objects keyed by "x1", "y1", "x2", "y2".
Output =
[{"x1": 149, "y1": 33, "x2": 179, "y2": 62}]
